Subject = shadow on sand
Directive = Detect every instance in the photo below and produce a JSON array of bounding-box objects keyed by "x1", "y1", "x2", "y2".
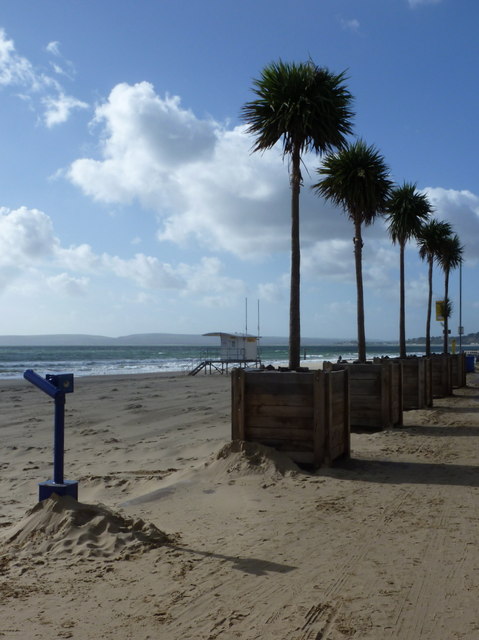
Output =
[
  {"x1": 319, "y1": 457, "x2": 479, "y2": 488},
  {"x1": 167, "y1": 544, "x2": 297, "y2": 576}
]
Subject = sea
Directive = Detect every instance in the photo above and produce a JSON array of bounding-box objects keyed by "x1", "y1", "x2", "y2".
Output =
[{"x1": 0, "y1": 344, "x2": 446, "y2": 380}]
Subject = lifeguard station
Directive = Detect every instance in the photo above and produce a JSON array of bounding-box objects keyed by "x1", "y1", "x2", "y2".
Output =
[{"x1": 189, "y1": 332, "x2": 261, "y2": 375}]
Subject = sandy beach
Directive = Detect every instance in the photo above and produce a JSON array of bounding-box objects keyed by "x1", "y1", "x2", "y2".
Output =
[{"x1": 1, "y1": 370, "x2": 479, "y2": 639}]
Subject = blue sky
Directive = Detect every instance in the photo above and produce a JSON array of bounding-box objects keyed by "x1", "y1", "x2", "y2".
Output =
[{"x1": 0, "y1": 0, "x2": 477, "y2": 341}]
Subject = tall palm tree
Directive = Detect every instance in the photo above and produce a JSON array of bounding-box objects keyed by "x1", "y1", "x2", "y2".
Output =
[
  {"x1": 241, "y1": 60, "x2": 354, "y2": 369},
  {"x1": 313, "y1": 140, "x2": 392, "y2": 362},
  {"x1": 385, "y1": 183, "x2": 432, "y2": 357},
  {"x1": 437, "y1": 233, "x2": 463, "y2": 353},
  {"x1": 417, "y1": 219, "x2": 452, "y2": 356}
]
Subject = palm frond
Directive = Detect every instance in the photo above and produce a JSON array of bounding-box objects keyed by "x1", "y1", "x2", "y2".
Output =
[
  {"x1": 386, "y1": 182, "x2": 432, "y2": 246},
  {"x1": 312, "y1": 139, "x2": 392, "y2": 224},
  {"x1": 241, "y1": 60, "x2": 354, "y2": 157}
]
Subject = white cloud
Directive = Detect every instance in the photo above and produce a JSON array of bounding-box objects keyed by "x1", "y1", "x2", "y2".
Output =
[
  {"x1": 424, "y1": 187, "x2": 479, "y2": 263},
  {"x1": 66, "y1": 81, "x2": 357, "y2": 260},
  {"x1": 47, "y1": 273, "x2": 89, "y2": 296},
  {"x1": 0, "y1": 206, "x2": 58, "y2": 265},
  {"x1": 102, "y1": 253, "x2": 184, "y2": 289},
  {"x1": 177, "y1": 256, "x2": 245, "y2": 302},
  {"x1": 257, "y1": 281, "x2": 286, "y2": 304},
  {"x1": 0, "y1": 205, "x2": 247, "y2": 307},
  {"x1": 0, "y1": 28, "x2": 36, "y2": 88},
  {"x1": 302, "y1": 239, "x2": 354, "y2": 281},
  {"x1": 64, "y1": 83, "x2": 479, "y2": 298},
  {"x1": 0, "y1": 28, "x2": 87, "y2": 125},
  {"x1": 46, "y1": 41, "x2": 60, "y2": 56},
  {"x1": 42, "y1": 92, "x2": 88, "y2": 127},
  {"x1": 340, "y1": 18, "x2": 360, "y2": 32},
  {"x1": 68, "y1": 81, "x2": 219, "y2": 206},
  {"x1": 54, "y1": 243, "x2": 100, "y2": 272}
]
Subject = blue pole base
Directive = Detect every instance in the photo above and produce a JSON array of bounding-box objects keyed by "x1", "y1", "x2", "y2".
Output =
[{"x1": 39, "y1": 479, "x2": 78, "y2": 502}]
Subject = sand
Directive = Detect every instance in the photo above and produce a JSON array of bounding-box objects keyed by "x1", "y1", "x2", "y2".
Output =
[{"x1": 1, "y1": 370, "x2": 479, "y2": 639}]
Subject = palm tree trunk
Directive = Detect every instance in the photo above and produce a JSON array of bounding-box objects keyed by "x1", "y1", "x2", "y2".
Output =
[
  {"x1": 353, "y1": 217, "x2": 366, "y2": 363},
  {"x1": 399, "y1": 241, "x2": 406, "y2": 358},
  {"x1": 289, "y1": 144, "x2": 301, "y2": 370},
  {"x1": 425, "y1": 256, "x2": 433, "y2": 357},
  {"x1": 443, "y1": 270, "x2": 449, "y2": 354}
]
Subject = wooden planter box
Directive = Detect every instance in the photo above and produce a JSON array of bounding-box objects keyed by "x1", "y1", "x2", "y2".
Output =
[
  {"x1": 430, "y1": 354, "x2": 453, "y2": 398},
  {"x1": 329, "y1": 361, "x2": 403, "y2": 429},
  {"x1": 451, "y1": 352, "x2": 466, "y2": 388},
  {"x1": 231, "y1": 368, "x2": 350, "y2": 468},
  {"x1": 396, "y1": 357, "x2": 433, "y2": 410},
  {"x1": 424, "y1": 357, "x2": 433, "y2": 407}
]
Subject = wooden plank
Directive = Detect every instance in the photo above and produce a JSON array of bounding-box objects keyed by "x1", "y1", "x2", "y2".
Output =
[
  {"x1": 245, "y1": 415, "x2": 314, "y2": 430},
  {"x1": 245, "y1": 427, "x2": 313, "y2": 441},
  {"x1": 244, "y1": 371, "x2": 314, "y2": 387},
  {"x1": 245, "y1": 392, "x2": 312, "y2": 408},
  {"x1": 313, "y1": 370, "x2": 325, "y2": 467},
  {"x1": 231, "y1": 368, "x2": 245, "y2": 440},
  {"x1": 246, "y1": 403, "x2": 314, "y2": 418}
]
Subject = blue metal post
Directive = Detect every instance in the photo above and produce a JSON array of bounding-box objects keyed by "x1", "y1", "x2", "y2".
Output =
[
  {"x1": 53, "y1": 394, "x2": 65, "y2": 485},
  {"x1": 23, "y1": 369, "x2": 78, "y2": 501}
]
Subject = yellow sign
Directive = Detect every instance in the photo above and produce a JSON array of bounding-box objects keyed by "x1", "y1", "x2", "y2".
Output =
[{"x1": 435, "y1": 300, "x2": 445, "y2": 321}]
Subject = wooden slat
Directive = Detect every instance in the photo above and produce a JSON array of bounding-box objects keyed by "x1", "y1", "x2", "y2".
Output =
[
  {"x1": 245, "y1": 392, "x2": 312, "y2": 408},
  {"x1": 313, "y1": 370, "x2": 325, "y2": 467},
  {"x1": 245, "y1": 415, "x2": 314, "y2": 430},
  {"x1": 245, "y1": 427, "x2": 313, "y2": 441},
  {"x1": 247, "y1": 403, "x2": 313, "y2": 418},
  {"x1": 231, "y1": 368, "x2": 245, "y2": 440}
]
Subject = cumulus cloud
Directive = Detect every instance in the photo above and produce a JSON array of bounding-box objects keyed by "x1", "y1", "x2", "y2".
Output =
[
  {"x1": 424, "y1": 187, "x2": 479, "y2": 262},
  {"x1": 102, "y1": 253, "x2": 184, "y2": 289},
  {"x1": 66, "y1": 81, "x2": 360, "y2": 260},
  {"x1": 302, "y1": 239, "x2": 354, "y2": 282},
  {"x1": 64, "y1": 80, "x2": 479, "y2": 305},
  {"x1": 257, "y1": 281, "x2": 286, "y2": 304},
  {"x1": 177, "y1": 256, "x2": 246, "y2": 303},
  {"x1": 47, "y1": 273, "x2": 89, "y2": 296},
  {"x1": 0, "y1": 28, "x2": 87, "y2": 125},
  {"x1": 0, "y1": 205, "x2": 247, "y2": 307},
  {"x1": 0, "y1": 206, "x2": 58, "y2": 265}
]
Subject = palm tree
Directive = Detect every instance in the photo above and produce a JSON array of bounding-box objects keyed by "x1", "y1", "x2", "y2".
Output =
[
  {"x1": 385, "y1": 183, "x2": 432, "y2": 357},
  {"x1": 437, "y1": 233, "x2": 463, "y2": 353},
  {"x1": 313, "y1": 140, "x2": 392, "y2": 362},
  {"x1": 417, "y1": 219, "x2": 452, "y2": 356},
  {"x1": 241, "y1": 60, "x2": 354, "y2": 369}
]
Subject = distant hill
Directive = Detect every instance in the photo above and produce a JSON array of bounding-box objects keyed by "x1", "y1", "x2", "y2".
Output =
[
  {"x1": 0, "y1": 333, "x2": 360, "y2": 347},
  {"x1": 407, "y1": 332, "x2": 479, "y2": 345}
]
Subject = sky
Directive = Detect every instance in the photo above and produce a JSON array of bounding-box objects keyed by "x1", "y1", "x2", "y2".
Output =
[{"x1": 0, "y1": 0, "x2": 477, "y2": 341}]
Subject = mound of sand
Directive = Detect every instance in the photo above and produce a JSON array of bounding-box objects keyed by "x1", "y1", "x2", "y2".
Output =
[
  {"x1": 210, "y1": 440, "x2": 300, "y2": 478},
  {"x1": 123, "y1": 440, "x2": 300, "y2": 507},
  {"x1": 2, "y1": 493, "x2": 172, "y2": 560}
]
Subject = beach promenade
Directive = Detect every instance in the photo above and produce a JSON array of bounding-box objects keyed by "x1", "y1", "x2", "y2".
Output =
[{"x1": 1, "y1": 371, "x2": 478, "y2": 639}]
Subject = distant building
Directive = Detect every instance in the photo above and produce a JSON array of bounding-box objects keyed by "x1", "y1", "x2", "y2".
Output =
[
  {"x1": 203, "y1": 332, "x2": 259, "y2": 362},
  {"x1": 189, "y1": 332, "x2": 261, "y2": 375}
]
